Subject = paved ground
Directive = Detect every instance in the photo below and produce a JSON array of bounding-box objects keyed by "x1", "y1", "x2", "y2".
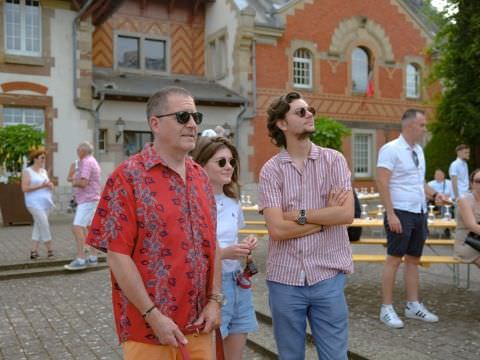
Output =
[{"x1": 1, "y1": 213, "x2": 479, "y2": 359}]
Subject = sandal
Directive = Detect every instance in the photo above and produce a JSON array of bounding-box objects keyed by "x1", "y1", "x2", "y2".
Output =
[
  {"x1": 30, "y1": 250, "x2": 39, "y2": 260},
  {"x1": 47, "y1": 250, "x2": 55, "y2": 260}
]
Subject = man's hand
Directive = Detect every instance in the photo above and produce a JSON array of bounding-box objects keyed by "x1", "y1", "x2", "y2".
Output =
[
  {"x1": 327, "y1": 188, "x2": 349, "y2": 207},
  {"x1": 386, "y1": 212, "x2": 402, "y2": 233},
  {"x1": 147, "y1": 309, "x2": 187, "y2": 347},
  {"x1": 194, "y1": 301, "x2": 221, "y2": 333}
]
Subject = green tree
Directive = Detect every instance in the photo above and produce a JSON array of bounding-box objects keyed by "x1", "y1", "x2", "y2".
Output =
[
  {"x1": 310, "y1": 116, "x2": 351, "y2": 152},
  {"x1": 428, "y1": 0, "x2": 480, "y2": 167},
  {"x1": 0, "y1": 124, "x2": 45, "y2": 181}
]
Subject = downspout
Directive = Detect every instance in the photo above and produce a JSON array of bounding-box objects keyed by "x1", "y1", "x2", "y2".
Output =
[
  {"x1": 234, "y1": 39, "x2": 256, "y2": 149},
  {"x1": 72, "y1": 0, "x2": 103, "y2": 153}
]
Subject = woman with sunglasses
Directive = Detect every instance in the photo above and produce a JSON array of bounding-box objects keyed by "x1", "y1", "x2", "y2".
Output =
[
  {"x1": 21, "y1": 147, "x2": 55, "y2": 260},
  {"x1": 192, "y1": 136, "x2": 258, "y2": 360},
  {"x1": 454, "y1": 168, "x2": 480, "y2": 267}
]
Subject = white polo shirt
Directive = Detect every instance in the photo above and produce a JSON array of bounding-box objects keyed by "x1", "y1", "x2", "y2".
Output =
[
  {"x1": 377, "y1": 135, "x2": 426, "y2": 213},
  {"x1": 449, "y1": 158, "x2": 469, "y2": 198}
]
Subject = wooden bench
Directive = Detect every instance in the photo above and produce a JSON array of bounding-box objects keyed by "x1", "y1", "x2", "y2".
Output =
[
  {"x1": 352, "y1": 254, "x2": 471, "y2": 288},
  {"x1": 352, "y1": 238, "x2": 455, "y2": 246}
]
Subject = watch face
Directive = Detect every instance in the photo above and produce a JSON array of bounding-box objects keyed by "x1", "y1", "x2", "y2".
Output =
[{"x1": 297, "y1": 216, "x2": 307, "y2": 225}]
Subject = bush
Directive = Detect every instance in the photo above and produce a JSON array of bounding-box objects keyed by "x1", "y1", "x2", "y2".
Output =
[
  {"x1": 310, "y1": 116, "x2": 351, "y2": 151},
  {"x1": 0, "y1": 124, "x2": 45, "y2": 182}
]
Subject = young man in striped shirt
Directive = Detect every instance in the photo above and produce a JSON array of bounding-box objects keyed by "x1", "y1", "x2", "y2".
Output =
[{"x1": 258, "y1": 92, "x2": 354, "y2": 359}]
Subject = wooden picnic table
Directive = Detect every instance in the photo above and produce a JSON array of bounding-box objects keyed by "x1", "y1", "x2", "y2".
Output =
[{"x1": 243, "y1": 218, "x2": 456, "y2": 229}]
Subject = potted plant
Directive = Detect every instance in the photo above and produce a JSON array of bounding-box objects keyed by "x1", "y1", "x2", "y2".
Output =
[{"x1": 0, "y1": 124, "x2": 45, "y2": 225}]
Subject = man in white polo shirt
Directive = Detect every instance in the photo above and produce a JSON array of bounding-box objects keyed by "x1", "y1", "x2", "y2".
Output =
[
  {"x1": 376, "y1": 109, "x2": 447, "y2": 329},
  {"x1": 449, "y1": 144, "x2": 470, "y2": 200}
]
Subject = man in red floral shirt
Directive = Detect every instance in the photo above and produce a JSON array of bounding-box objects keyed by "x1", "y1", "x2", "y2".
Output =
[{"x1": 87, "y1": 87, "x2": 222, "y2": 359}]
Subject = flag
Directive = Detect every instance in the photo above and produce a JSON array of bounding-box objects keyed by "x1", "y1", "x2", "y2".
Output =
[{"x1": 366, "y1": 71, "x2": 374, "y2": 97}]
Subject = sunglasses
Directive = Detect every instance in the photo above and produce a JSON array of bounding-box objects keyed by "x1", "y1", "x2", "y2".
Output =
[
  {"x1": 38, "y1": 156, "x2": 46, "y2": 160},
  {"x1": 215, "y1": 158, "x2": 237, "y2": 168},
  {"x1": 294, "y1": 106, "x2": 316, "y2": 118},
  {"x1": 412, "y1": 150, "x2": 419, "y2": 168},
  {"x1": 155, "y1": 111, "x2": 203, "y2": 125}
]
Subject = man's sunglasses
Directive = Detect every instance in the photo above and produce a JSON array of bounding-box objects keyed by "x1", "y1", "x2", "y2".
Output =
[
  {"x1": 294, "y1": 106, "x2": 316, "y2": 118},
  {"x1": 154, "y1": 111, "x2": 203, "y2": 125},
  {"x1": 215, "y1": 158, "x2": 237, "y2": 168}
]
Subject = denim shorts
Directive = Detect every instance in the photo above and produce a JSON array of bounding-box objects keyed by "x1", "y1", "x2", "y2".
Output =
[{"x1": 220, "y1": 271, "x2": 258, "y2": 338}]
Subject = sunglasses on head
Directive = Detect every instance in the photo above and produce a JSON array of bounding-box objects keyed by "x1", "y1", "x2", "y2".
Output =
[
  {"x1": 294, "y1": 106, "x2": 316, "y2": 118},
  {"x1": 155, "y1": 111, "x2": 203, "y2": 125},
  {"x1": 215, "y1": 158, "x2": 237, "y2": 168}
]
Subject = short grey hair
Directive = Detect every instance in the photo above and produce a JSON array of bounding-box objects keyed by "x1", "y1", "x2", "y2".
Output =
[
  {"x1": 401, "y1": 108, "x2": 424, "y2": 127},
  {"x1": 146, "y1": 86, "x2": 194, "y2": 119},
  {"x1": 78, "y1": 141, "x2": 93, "y2": 154}
]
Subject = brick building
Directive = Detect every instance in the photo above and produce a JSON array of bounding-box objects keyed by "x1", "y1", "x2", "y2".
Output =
[{"x1": 207, "y1": 0, "x2": 439, "y2": 188}]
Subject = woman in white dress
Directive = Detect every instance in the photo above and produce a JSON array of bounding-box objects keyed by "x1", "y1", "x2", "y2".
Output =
[{"x1": 21, "y1": 148, "x2": 55, "y2": 260}]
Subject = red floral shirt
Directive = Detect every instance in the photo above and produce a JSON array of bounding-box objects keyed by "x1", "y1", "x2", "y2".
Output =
[{"x1": 86, "y1": 143, "x2": 217, "y2": 344}]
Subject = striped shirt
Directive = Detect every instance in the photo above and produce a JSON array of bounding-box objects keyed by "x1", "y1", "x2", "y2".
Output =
[{"x1": 258, "y1": 143, "x2": 353, "y2": 286}]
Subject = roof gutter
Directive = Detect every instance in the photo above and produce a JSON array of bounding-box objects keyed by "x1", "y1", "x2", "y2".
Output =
[{"x1": 72, "y1": 0, "x2": 104, "y2": 154}]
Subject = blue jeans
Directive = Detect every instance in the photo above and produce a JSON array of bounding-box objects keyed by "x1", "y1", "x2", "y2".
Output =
[{"x1": 267, "y1": 273, "x2": 348, "y2": 360}]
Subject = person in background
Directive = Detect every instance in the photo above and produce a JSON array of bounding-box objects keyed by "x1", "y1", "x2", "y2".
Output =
[
  {"x1": 66, "y1": 159, "x2": 79, "y2": 212},
  {"x1": 449, "y1": 144, "x2": 470, "y2": 200},
  {"x1": 64, "y1": 141, "x2": 101, "y2": 270},
  {"x1": 454, "y1": 169, "x2": 480, "y2": 268},
  {"x1": 428, "y1": 169, "x2": 454, "y2": 200},
  {"x1": 377, "y1": 109, "x2": 447, "y2": 329},
  {"x1": 348, "y1": 189, "x2": 363, "y2": 242},
  {"x1": 86, "y1": 87, "x2": 222, "y2": 359},
  {"x1": 21, "y1": 148, "x2": 55, "y2": 260},
  {"x1": 192, "y1": 136, "x2": 258, "y2": 360}
]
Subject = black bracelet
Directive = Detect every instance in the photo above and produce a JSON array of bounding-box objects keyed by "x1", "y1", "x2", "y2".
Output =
[{"x1": 142, "y1": 305, "x2": 156, "y2": 320}]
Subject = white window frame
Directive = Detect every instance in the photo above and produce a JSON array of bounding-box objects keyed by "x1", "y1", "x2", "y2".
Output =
[
  {"x1": 3, "y1": 107, "x2": 45, "y2": 131},
  {"x1": 293, "y1": 48, "x2": 313, "y2": 89},
  {"x1": 352, "y1": 129, "x2": 376, "y2": 178},
  {"x1": 352, "y1": 47, "x2": 369, "y2": 94},
  {"x1": 4, "y1": 0, "x2": 42, "y2": 57},
  {"x1": 114, "y1": 31, "x2": 169, "y2": 74},
  {"x1": 207, "y1": 34, "x2": 228, "y2": 80},
  {"x1": 98, "y1": 128, "x2": 107, "y2": 153},
  {"x1": 406, "y1": 63, "x2": 421, "y2": 99}
]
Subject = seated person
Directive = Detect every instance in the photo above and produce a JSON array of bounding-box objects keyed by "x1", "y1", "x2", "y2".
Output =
[
  {"x1": 454, "y1": 169, "x2": 480, "y2": 268},
  {"x1": 427, "y1": 169, "x2": 454, "y2": 216}
]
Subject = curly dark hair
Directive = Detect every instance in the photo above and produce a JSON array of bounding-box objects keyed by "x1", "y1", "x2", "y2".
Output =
[
  {"x1": 266, "y1": 91, "x2": 302, "y2": 148},
  {"x1": 191, "y1": 136, "x2": 240, "y2": 200}
]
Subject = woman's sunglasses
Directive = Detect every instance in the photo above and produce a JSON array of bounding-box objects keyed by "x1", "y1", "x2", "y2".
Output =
[
  {"x1": 294, "y1": 106, "x2": 316, "y2": 118},
  {"x1": 155, "y1": 111, "x2": 203, "y2": 125},
  {"x1": 215, "y1": 158, "x2": 237, "y2": 168}
]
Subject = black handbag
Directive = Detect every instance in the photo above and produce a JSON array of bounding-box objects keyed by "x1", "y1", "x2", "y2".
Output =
[{"x1": 465, "y1": 232, "x2": 480, "y2": 252}]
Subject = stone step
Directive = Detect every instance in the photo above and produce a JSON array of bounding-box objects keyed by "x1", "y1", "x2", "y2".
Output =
[
  {"x1": 0, "y1": 262, "x2": 109, "y2": 281},
  {"x1": 0, "y1": 256, "x2": 106, "y2": 271}
]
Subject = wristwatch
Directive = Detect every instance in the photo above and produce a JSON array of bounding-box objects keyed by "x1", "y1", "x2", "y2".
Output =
[
  {"x1": 208, "y1": 293, "x2": 226, "y2": 306},
  {"x1": 296, "y1": 209, "x2": 307, "y2": 225}
]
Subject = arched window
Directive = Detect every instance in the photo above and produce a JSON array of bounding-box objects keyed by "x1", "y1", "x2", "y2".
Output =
[
  {"x1": 406, "y1": 63, "x2": 421, "y2": 99},
  {"x1": 352, "y1": 47, "x2": 370, "y2": 93},
  {"x1": 293, "y1": 48, "x2": 312, "y2": 88}
]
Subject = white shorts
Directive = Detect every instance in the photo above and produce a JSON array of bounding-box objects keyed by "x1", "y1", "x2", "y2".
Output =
[{"x1": 73, "y1": 201, "x2": 99, "y2": 227}]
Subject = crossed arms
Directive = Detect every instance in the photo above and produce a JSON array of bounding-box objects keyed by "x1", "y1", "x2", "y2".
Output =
[{"x1": 263, "y1": 189, "x2": 354, "y2": 241}]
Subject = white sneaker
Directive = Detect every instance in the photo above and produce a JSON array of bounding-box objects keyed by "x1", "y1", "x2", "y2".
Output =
[
  {"x1": 380, "y1": 305, "x2": 404, "y2": 328},
  {"x1": 405, "y1": 303, "x2": 439, "y2": 322}
]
